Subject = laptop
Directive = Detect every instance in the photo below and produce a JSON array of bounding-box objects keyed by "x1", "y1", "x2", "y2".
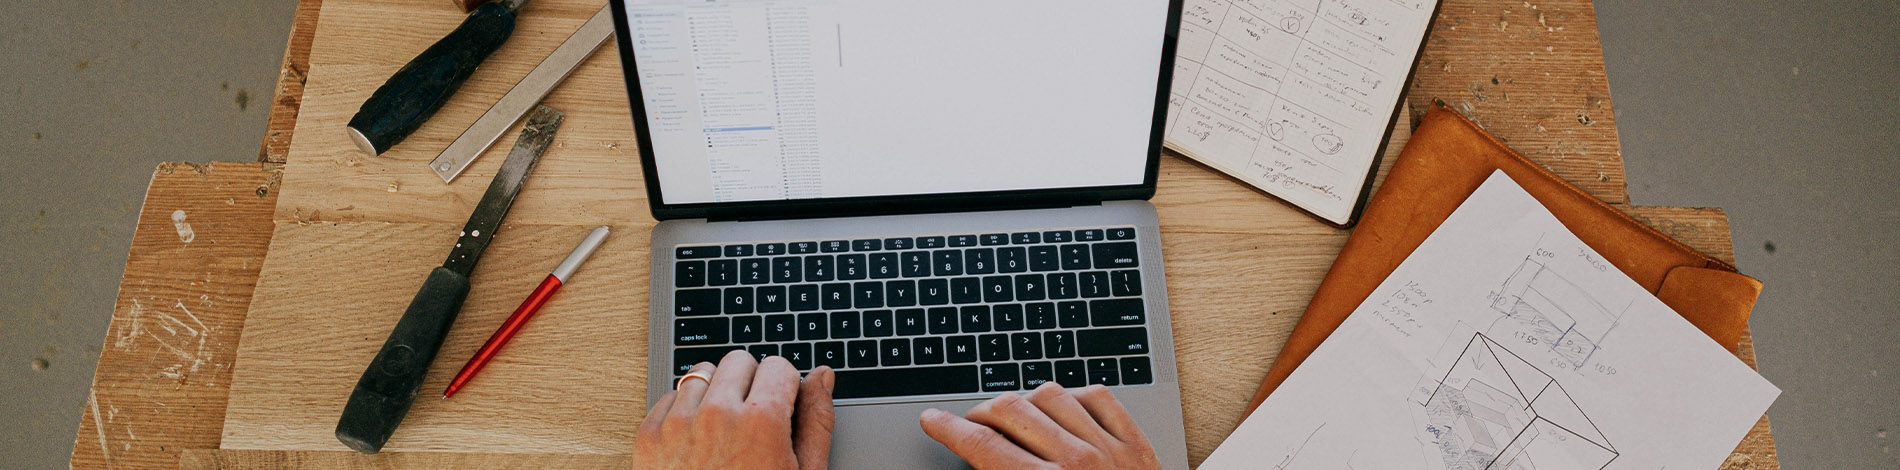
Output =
[{"x1": 608, "y1": 1, "x2": 1188, "y2": 467}]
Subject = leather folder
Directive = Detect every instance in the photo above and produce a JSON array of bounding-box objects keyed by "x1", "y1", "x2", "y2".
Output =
[{"x1": 1243, "y1": 103, "x2": 1763, "y2": 416}]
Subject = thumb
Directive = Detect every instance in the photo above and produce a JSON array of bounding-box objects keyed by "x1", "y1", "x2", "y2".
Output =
[{"x1": 793, "y1": 366, "x2": 837, "y2": 470}]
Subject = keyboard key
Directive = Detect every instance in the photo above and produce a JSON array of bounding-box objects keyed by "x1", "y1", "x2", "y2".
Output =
[
  {"x1": 1079, "y1": 327, "x2": 1150, "y2": 357},
  {"x1": 732, "y1": 315, "x2": 762, "y2": 343},
  {"x1": 676, "y1": 261, "x2": 706, "y2": 288},
  {"x1": 822, "y1": 283, "x2": 852, "y2": 310},
  {"x1": 1091, "y1": 242, "x2": 1139, "y2": 269},
  {"x1": 772, "y1": 257, "x2": 802, "y2": 283},
  {"x1": 870, "y1": 253, "x2": 900, "y2": 279},
  {"x1": 997, "y1": 247, "x2": 1028, "y2": 273},
  {"x1": 863, "y1": 310, "x2": 894, "y2": 337},
  {"x1": 789, "y1": 241, "x2": 819, "y2": 254},
  {"x1": 1012, "y1": 332, "x2": 1043, "y2": 360},
  {"x1": 789, "y1": 284, "x2": 820, "y2": 311},
  {"x1": 1048, "y1": 273, "x2": 1077, "y2": 300},
  {"x1": 992, "y1": 304, "x2": 1024, "y2": 331},
  {"x1": 675, "y1": 289, "x2": 721, "y2": 316},
  {"x1": 913, "y1": 337, "x2": 945, "y2": 364},
  {"x1": 804, "y1": 255, "x2": 835, "y2": 282},
  {"x1": 765, "y1": 314, "x2": 796, "y2": 342},
  {"x1": 756, "y1": 286, "x2": 787, "y2": 313},
  {"x1": 949, "y1": 235, "x2": 978, "y2": 247},
  {"x1": 1026, "y1": 303, "x2": 1057, "y2": 329},
  {"x1": 901, "y1": 252, "x2": 931, "y2": 277},
  {"x1": 1057, "y1": 301, "x2": 1089, "y2": 328},
  {"x1": 748, "y1": 344, "x2": 778, "y2": 362},
  {"x1": 982, "y1": 233, "x2": 1010, "y2": 246},
  {"x1": 979, "y1": 334, "x2": 1010, "y2": 362},
  {"x1": 1044, "y1": 331, "x2": 1076, "y2": 358},
  {"x1": 853, "y1": 282, "x2": 884, "y2": 308},
  {"x1": 880, "y1": 338, "x2": 911, "y2": 366},
  {"x1": 1087, "y1": 358, "x2": 1120, "y2": 385},
  {"x1": 820, "y1": 240, "x2": 849, "y2": 253},
  {"x1": 895, "y1": 308, "x2": 927, "y2": 336},
  {"x1": 1111, "y1": 270, "x2": 1143, "y2": 297},
  {"x1": 965, "y1": 248, "x2": 996, "y2": 275},
  {"x1": 846, "y1": 340, "x2": 879, "y2": 368},
  {"x1": 797, "y1": 313, "x2": 828, "y2": 340},
  {"x1": 815, "y1": 341, "x2": 846, "y2": 369},
  {"x1": 1029, "y1": 246, "x2": 1059, "y2": 272},
  {"x1": 724, "y1": 244, "x2": 753, "y2": 257},
  {"x1": 838, "y1": 254, "x2": 867, "y2": 280},
  {"x1": 959, "y1": 306, "x2": 992, "y2": 333},
  {"x1": 1014, "y1": 274, "x2": 1046, "y2": 301},
  {"x1": 947, "y1": 335, "x2": 979, "y2": 363},
  {"x1": 852, "y1": 239, "x2": 882, "y2": 252},
  {"x1": 951, "y1": 277, "x2": 983, "y2": 304},
  {"x1": 886, "y1": 280, "x2": 918, "y2": 307},
  {"x1": 709, "y1": 260, "x2": 738, "y2": 286},
  {"x1": 917, "y1": 236, "x2": 946, "y2": 249},
  {"x1": 918, "y1": 279, "x2": 949, "y2": 305},
  {"x1": 1043, "y1": 230, "x2": 1071, "y2": 243},
  {"x1": 884, "y1": 237, "x2": 913, "y2": 250},
  {"x1": 723, "y1": 287, "x2": 755, "y2": 314},
  {"x1": 981, "y1": 363, "x2": 1022, "y2": 392},
  {"x1": 673, "y1": 346, "x2": 745, "y2": 375},
  {"x1": 1090, "y1": 299, "x2": 1146, "y2": 326},
  {"x1": 1059, "y1": 244, "x2": 1091, "y2": 271},
  {"x1": 740, "y1": 258, "x2": 770, "y2": 285},
  {"x1": 833, "y1": 365, "x2": 979, "y2": 399},
  {"x1": 1021, "y1": 361, "x2": 1054, "y2": 387},
  {"x1": 1075, "y1": 229, "x2": 1105, "y2": 242},
  {"x1": 674, "y1": 317, "x2": 728, "y2": 345},
  {"x1": 1054, "y1": 360, "x2": 1086, "y2": 387},
  {"x1": 1120, "y1": 356, "x2": 1153, "y2": 384},
  {"x1": 981, "y1": 276, "x2": 1015, "y2": 303},
  {"x1": 783, "y1": 342, "x2": 813, "y2": 370},
  {"x1": 830, "y1": 311, "x2": 861, "y2": 339},
  {"x1": 757, "y1": 243, "x2": 786, "y2": 256},
  {"x1": 676, "y1": 246, "x2": 720, "y2": 259},
  {"x1": 1106, "y1": 227, "x2": 1136, "y2": 240},
  {"x1": 928, "y1": 307, "x2": 959, "y2": 335},
  {"x1": 1079, "y1": 271, "x2": 1110, "y2": 298},
  {"x1": 932, "y1": 250, "x2": 964, "y2": 276},
  {"x1": 1010, "y1": 232, "x2": 1041, "y2": 244}
]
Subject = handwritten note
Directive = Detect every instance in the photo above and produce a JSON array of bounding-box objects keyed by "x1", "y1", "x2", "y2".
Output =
[
  {"x1": 1165, "y1": 0, "x2": 1436, "y2": 225},
  {"x1": 1201, "y1": 171, "x2": 1780, "y2": 469}
]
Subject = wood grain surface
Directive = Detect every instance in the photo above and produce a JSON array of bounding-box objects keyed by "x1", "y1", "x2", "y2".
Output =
[{"x1": 68, "y1": 0, "x2": 1779, "y2": 468}]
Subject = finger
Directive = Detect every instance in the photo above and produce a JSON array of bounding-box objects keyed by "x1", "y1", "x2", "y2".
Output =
[
  {"x1": 638, "y1": 390, "x2": 677, "y2": 437},
  {"x1": 670, "y1": 361, "x2": 716, "y2": 414},
  {"x1": 1026, "y1": 382, "x2": 1115, "y2": 447},
  {"x1": 705, "y1": 349, "x2": 759, "y2": 406},
  {"x1": 745, "y1": 356, "x2": 801, "y2": 417},
  {"x1": 964, "y1": 391, "x2": 1092, "y2": 461},
  {"x1": 793, "y1": 367, "x2": 837, "y2": 470},
  {"x1": 919, "y1": 408, "x2": 1047, "y2": 470},
  {"x1": 1071, "y1": 385, "x2": 1148, "y2": 444}
]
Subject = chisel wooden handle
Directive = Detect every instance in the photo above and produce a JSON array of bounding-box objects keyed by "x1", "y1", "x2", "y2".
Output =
[
  {"x1": 346, "y1": 2, "x2": 518, "y2": 155},
  {"x1": 335, "y1": 267, "x2": 471, "y2": 454}
]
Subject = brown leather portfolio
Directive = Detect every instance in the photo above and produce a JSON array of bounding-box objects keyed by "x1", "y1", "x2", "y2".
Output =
[{"x1": 1242, "y1": 103, "x2": 1763, "y2": 416}]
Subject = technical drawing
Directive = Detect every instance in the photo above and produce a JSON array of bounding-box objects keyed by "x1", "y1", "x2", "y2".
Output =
[
  {"x1": 1486, "y1": 257, "x2": 1627, "y2": 368},
  {"x1": 1414, "y1": 333, "x2": 1618, "y2": 470}
]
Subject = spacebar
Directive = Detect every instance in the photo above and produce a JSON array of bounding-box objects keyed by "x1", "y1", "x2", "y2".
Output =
[{"x1": 832, "y1": 366, "x2": 980, "y2": 400}]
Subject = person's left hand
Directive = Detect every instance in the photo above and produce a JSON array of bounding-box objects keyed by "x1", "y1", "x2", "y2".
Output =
[{"x1": 631, "y1": 350, "x2": 837, "y2": 470}]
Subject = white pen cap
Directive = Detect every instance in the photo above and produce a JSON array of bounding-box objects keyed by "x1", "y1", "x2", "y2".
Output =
[{"x1": 551, "y1": 226, "x2": 611, "y2": 282}]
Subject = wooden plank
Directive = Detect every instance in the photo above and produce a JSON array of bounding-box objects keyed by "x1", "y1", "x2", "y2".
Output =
[
  {"x1": 70, "y1": 162, "x2": 280, "y2": 468},
  {"x1": 180, "y1": 449, "x2": 627, "y2": 469},
  {"x1": 259, "y1": 0, "x2": 324, "y2": 165}
]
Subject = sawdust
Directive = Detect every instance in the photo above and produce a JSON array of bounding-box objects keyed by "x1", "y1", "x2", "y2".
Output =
[{"x1": 31, "y1": 358, "x2": 49, "y2": 370}]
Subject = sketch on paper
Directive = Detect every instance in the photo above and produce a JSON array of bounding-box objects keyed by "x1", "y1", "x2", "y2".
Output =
[
  {"x1": 1485, "y1": 256, "x2": 1629, "y2": 370},
  {"x1": 1412, "y1": 333, "x2": 1618, "y2": 470}
]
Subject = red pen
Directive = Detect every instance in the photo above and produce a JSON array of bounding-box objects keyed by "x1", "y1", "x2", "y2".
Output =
[{"x1": 444, "y1": 225, "x2": 611, "y2": 398}]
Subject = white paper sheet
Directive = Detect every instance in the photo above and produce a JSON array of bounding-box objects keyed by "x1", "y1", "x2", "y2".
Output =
[
  {"x1": 1202, "y1": 171, "x2": 1779, "y2": 469},
  {"x1": 1163, "y1": 0, "x2": 1437, "y2": 224}
]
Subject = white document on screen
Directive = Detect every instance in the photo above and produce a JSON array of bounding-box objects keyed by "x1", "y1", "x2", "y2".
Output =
[{"x1": 1201, "y1": 171, "x2": 1778, "y2": 470}]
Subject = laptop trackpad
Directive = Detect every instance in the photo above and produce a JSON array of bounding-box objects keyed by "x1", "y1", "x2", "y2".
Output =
[{"x1": 828, "y1": 398, "x2": 986, "y2": 469}]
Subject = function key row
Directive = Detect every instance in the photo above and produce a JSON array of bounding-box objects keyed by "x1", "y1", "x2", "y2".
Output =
[
  {"x1": 675, "y1": 243, "x2": 1141, "y2": 288},
  {"x1": 675, "y1": 228, "x2": 1137, "y2": 260}
]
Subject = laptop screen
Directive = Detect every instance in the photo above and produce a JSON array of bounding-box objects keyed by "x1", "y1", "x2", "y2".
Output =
[{"x1": 617, "y1": 0, "x2": 1174, "y2": 207}]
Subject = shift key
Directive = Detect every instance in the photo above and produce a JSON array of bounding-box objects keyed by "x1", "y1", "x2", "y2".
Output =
[{"x1": 1078, "y1": 327, "x2": 1149, "y2": 357}]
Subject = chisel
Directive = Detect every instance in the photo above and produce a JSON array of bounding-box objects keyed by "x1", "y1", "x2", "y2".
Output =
[
  {"x1": 346, "y1": 0, "x2": 533, "y2": 156},
  {"x1": 335, "y1": 106, "x2": 563, "y2": 454}
]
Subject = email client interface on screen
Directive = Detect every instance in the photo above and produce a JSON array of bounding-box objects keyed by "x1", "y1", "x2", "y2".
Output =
[{"x1": 621, "y1": 0, "x2": 1171, "y2": 205}]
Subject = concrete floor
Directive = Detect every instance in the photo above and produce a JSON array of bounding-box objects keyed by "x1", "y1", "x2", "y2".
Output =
[{"x1": 0, "y1": 1, "x2": 1893, "y2": 469}]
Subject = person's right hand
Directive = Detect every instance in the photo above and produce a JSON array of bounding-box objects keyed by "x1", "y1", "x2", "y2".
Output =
[{"x1": 918, "y1": 382, "x2": 1160, "y2": 470}]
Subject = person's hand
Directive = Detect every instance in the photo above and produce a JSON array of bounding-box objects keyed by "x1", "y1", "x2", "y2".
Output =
[
  {"x1": 919, "y1": 382, "x2": 1160, "y2": 469},
  {"x1": 632, "y1": 350, "x2": 837, "y2": 470}
]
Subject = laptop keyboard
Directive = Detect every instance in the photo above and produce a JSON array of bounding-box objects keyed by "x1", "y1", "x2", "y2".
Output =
[{"x1": 669, "y1": 227, "x2": 1157, "y2": 400}]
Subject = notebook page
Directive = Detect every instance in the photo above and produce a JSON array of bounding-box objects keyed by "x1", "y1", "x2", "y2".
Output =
[{"x1": 1164, "y1": 0, "x2": 1436, "y2": 224}]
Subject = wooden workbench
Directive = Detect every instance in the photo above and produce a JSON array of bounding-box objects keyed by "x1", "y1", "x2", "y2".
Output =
[{"x1": 72, "y1": 0, "x2": 1778, "y2": 468}]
